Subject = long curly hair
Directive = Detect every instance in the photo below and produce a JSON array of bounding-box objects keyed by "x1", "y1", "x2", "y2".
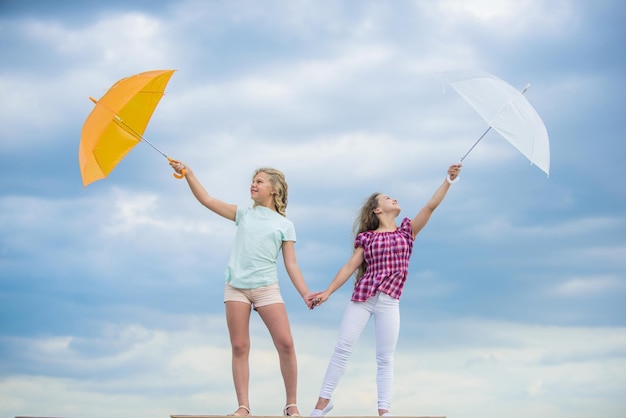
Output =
[
  {"x1": 252, "y1": 167, "x2": 288, "y2": 217},
  {"x1": 353, "y1": 192, "x2": 381, "y2": 282}
]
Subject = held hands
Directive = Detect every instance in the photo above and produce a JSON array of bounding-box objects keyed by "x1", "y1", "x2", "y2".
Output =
[
  {"x1": 304, "y1": 293, "x2": 318, "y2": 310},
  {"x1": 306, "y1": 290, "x2": 330, "y2": 309}
]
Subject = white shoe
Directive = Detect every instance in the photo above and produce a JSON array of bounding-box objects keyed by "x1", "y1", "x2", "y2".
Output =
[{"x1": 310, "y1": 400, "x2": 334, "y2": 416}]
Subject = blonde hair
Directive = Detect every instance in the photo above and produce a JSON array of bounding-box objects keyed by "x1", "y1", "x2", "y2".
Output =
[
  {"x1": 252, "y1": 167, "x2": 288, "y2": 217},
  {"x1": 353, "y1": 192, "x2": 381, "y2": 282}
]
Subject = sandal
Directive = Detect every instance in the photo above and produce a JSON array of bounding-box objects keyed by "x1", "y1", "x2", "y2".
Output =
[
  {"x1": 283, "y1": 403, "x2": 301, "y2": 416},
  {"x1": 228, "y1": 405, "x2": 251, "y2": 416}
]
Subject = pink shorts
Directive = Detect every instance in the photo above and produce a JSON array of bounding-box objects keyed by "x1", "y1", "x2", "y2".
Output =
[{"x1": 224, "y1": 282, "x2": 284, "y2": 309}]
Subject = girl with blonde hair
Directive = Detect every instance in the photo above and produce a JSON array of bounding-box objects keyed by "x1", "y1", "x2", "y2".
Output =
[{"x1": 171, "y1": 160, "x2": 314, "y2": 417}]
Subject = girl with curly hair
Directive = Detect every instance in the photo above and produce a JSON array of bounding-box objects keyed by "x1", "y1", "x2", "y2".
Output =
[{"x1": 171, "y1": 160, "x2": 314, "y2": 417}]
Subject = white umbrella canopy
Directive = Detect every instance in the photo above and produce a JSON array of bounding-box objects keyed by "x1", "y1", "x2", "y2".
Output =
[{"x1": 441, "y1": 69, "x2": 550, "y2": 176}]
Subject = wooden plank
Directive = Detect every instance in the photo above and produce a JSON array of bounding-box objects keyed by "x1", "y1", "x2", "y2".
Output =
[{"x1": 171, "y1": 416, "x2": 446, "y2": 418}]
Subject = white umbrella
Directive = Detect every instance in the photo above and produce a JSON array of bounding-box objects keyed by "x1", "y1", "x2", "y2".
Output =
[{"x1": 441, "y1": 70, "x2": 550, "y2": 180}]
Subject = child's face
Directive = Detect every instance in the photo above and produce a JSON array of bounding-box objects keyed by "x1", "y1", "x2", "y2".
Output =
[
  {"x1": 250, "y1": 172, "x2": 274, "y2": 202},
  {"x1": 376, "y1": 194, "x2": 401, "y2": 214}
]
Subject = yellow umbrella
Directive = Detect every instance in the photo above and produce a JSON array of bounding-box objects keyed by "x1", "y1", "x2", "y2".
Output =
[{"x1": 79, "y1": 69, "x2": 183, "y2": 186}]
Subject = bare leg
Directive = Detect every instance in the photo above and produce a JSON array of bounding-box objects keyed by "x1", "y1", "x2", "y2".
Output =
[
  {"x1": 225, "y1": 301, "x2": 252, "y2": 415},
  {"x1": 314, "y1": 397, "x2": 331, "y2": 410},
  {"x1": 257, "y1": 303, "x2": 300, "y2": 415}
]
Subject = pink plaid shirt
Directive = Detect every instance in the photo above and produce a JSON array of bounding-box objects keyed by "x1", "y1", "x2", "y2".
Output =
[{"x1": 351, "y1": 217, "x2": 414, "y2": 302}]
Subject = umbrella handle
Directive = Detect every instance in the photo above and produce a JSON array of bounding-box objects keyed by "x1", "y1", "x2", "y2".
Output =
[
  {"x1": 167, "y1": 157, "x2": 186, "y2": 179},
  {"x1": 447, "y1": 161, "x2": 461, "y2": 184},
  {"x1": 446, "y1": 174, "x2": 459, "y2": 184}
]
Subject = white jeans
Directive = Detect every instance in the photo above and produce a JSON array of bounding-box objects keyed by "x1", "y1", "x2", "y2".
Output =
[{"x1": 319, "y1": 292, "x2": 400, "y2": 410}]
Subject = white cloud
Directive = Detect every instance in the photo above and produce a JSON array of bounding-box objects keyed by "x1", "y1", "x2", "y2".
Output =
[
  {"x1": 469, "y1": 215, "x2": 625, "y2": 241},
  {"x1": 551, "y1": 275, "x2": 625, "y2": 296},
  {"x1": 436, "y1": 0, "x2": 574, "y2": 35},
  {"x1": 1, "y1": 1, "x2": 625, "y2": 417},
  {"x1": 103, "y1": 188, "x2": 229, "y2": 236},
  {"x1": 25, "y1": 12, "x2": 170, "y2": 69},
  {"x1": 2, "y1": 316, "x2": 625, "y2": 418}
]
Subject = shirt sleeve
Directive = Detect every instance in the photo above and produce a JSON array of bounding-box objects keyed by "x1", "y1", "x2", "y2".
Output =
[
  {"x1": 235, "y1": 206, "x2": 247, "y2": 225},
  {"x1": 282, "y1": 219, "x2": 297, "y2": 242},
  {"x1": 355, "y1": 231, "x2": 370, "y2": 249},
  {"x1": 400, "y1": 217, "x2": 412, "y2": 239}
]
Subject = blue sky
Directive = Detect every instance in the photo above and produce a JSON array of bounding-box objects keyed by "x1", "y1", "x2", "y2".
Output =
[{"x1": 1, "y1": 1, "x2": 625, "y2": 417}]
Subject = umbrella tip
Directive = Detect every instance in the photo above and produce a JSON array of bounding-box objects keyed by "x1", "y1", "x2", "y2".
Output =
[{"x1": 89, "y1": 96, "x2": 97, "y2": 104}]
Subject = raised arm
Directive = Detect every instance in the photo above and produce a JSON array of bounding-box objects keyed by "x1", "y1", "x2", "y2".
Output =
[
  {"x1": 170, "y1": 159, "x2": 237, "y2": 221},
  {"x1": 313, "y1": 247, "x2": 365, "y2": 307},
  {"x1": 410, "y1": 164, "x2": 461, "y2": 239}
]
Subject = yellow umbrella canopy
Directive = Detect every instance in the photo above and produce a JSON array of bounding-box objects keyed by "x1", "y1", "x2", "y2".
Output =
[{"x1": 79, "y1": 69, "x2": 176, "y2": 186}]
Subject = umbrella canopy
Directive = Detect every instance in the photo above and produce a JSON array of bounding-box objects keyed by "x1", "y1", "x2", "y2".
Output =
[
  {"x1": 79, "y1": 69, "x2": 176, "y2": 186},
  {"x1": 442, "y1": 69, "x2": 550, "y2": 176}
]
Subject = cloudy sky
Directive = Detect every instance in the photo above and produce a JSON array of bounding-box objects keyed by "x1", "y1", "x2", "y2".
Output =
[{"x1": 1, "y1": 1, "x2": 625, "y2": 417}]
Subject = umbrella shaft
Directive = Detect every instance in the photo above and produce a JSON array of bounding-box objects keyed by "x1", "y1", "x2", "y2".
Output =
[
  {"x1": 458, "y1": 83, "x2": 531, "y2": 163},
  {"x1": 460, "y1": 126, "x2": 492, "y2": 162},
  {"x1": 114, "y1": 116, "x2": 169, "y2": 159}
]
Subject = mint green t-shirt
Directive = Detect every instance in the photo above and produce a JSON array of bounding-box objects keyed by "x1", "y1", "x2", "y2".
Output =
[{"x1": 225, "y1": 206, "x2": 296, "y2": 289}]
